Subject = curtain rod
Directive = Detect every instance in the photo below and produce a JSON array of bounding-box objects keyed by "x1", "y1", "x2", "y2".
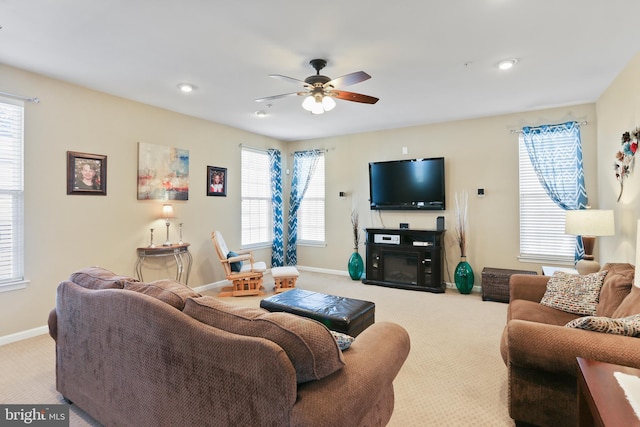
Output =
[
  {"x1": 290, "y1": 149, "x2": 329, "y2": 156},
  {"x1": 510, "y1": 121, "x2": 588, "y2": 134},
  {"x1": 0, "y1": 90, "x2": 40, "y2": 103}
]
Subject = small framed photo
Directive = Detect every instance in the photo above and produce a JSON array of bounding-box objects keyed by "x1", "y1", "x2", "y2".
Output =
[
  {"x1": 67, "y1": 151, "x2": 107, "y2": 195},
  {"x1": 207, "y1": 166, "x2": 227, "y2": 197}
]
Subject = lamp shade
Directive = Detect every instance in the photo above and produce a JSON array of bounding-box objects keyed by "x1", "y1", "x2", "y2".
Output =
[
  {"x1": 565, "y1": 209, "x2": 615, "y2": 236},
  {"x1": 161, "y1": 204, "x2": 175, "y2": 219}
]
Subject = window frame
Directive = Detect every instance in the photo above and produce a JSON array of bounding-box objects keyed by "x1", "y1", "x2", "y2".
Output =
[
  {"x1": 240, "y1": 146, "x2": 272, "y2": 249},
  {"x1": 297, "y1": 153, "x2": 325, "y2": 246},
  {"x1": 0, "y1": 96, "x2": 27, "y2": 291},
  {"x1": 518, "y1": 134, "x2": 576, "y2": 265}
]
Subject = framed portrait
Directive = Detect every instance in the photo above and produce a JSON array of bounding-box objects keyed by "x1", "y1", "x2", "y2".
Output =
[
  {"x1": 67, "y1": 151, "x2": 107, "y2": 195},
  {"x1": 207, "y1": 166, "x2": 227, "y2": 197}
]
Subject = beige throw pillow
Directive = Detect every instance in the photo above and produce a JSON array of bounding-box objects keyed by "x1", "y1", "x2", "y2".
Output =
[
  {"x1": 540, "y1": 270, "x2": 608, "y2": 316},
  {"x1": 184, "y1": 296, "x2": 345, "y2": 383}
]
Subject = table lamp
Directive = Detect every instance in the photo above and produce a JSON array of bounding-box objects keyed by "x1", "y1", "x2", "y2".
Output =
[
  {"x1": 565, "y1": 209, "x2": 615, "y2": 275},
  {"x1": 161, "y1": 204, "x2": 175, "y2": 246}
]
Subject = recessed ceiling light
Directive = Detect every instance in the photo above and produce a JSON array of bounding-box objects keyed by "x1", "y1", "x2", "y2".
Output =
[
  {"x1": 255, "y1": 110, "x2": 267, "y2": 117},
  {"x1": 177, "y1": 83, "x2": 196, "y2": 93},
  {"x1": 497, "y1": 59, "x2": 518, "y2": 70}
]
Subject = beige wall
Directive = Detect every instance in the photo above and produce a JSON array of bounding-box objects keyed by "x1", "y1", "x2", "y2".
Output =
[
  {"x1": 596, "y1": 52, "x2": 640, "y2": 266},
  {"x1": 289, "y1": 104, "x2": 598, "y2": 281},
  {"x1": 1, "y1": 65, "x2": 284, "y2": 336},
  {"x1": 9, "y1": 50, "x2": 639, "y2": 338}
]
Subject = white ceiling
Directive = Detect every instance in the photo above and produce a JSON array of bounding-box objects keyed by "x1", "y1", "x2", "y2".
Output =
[{"x1": 2, "y1": 0, "x2": 640, "y2": 141}]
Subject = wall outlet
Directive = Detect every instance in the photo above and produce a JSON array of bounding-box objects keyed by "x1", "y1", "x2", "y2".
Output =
[{"x1": 399, "y1": 223, "x2": 409, "y2": 229}]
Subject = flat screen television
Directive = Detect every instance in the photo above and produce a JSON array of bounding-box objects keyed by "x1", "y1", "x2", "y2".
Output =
[{"x1": 369, "y1": 157, "x2": 445, "y2": 210}]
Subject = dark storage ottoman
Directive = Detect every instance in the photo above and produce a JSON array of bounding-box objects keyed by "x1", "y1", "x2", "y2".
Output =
[
  {"x1": 259, "y1": 288, "x2": 375, "y2": 337},
  {"x1": 481, "y1": 267, "x2": 537, "y2": 303}
]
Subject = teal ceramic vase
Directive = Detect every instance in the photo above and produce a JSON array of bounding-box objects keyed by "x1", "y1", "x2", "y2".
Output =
[
  {"x1": 348, "y1": 250, "x2": 364, "y2": 280},
  {"x1": 454, "y1": 256, "x2": 474, "y2": 294}
]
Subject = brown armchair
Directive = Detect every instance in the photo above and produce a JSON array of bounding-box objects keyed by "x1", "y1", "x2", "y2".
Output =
[{"x1": 500, "y1": 263, "x2": 640, "y2": 427}]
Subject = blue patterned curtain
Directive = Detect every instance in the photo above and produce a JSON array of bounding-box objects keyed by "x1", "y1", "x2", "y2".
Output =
[
  {"x1": 268, "y1": 149, "x2": 284, "y2": 267},
  {"x1": 286, "y1": 150, "x2": 321, "y2": 266},
  {"x1": 522, "y1": 121, "x2": 588, "y2": 260}
]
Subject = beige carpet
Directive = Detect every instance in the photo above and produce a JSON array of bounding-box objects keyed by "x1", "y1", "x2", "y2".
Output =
[{"x1": 0, "y1": 271, "x2": 515, "y2": 426}]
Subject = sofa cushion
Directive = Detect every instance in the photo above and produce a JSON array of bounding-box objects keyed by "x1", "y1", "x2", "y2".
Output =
[
  {"x1": 566, "y1": 314, "x2": 640, "y2": 337},
  {"x1": 596, "y1": 263, "x2": 635, "y2": 317},
  {"x1": 540, "y1": 270, "x2": 608, "y2": 316},
  {"x1": 183, "y1": 296, "x2": 345, "y2": 383},
  {"x1": 612, "y1": 285, "x2": 640, "y2": 318},
  {"x1": 124, "y1": 279, "x2": 200, "y2": 310},
  {"x1": 70, "y1": 266, "x2": 137, "y2": 290},
  {"x1": 509, "y1": 299, "x2": 581, "y2": 326}
]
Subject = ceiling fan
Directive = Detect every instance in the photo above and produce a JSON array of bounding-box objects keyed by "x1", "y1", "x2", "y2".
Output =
[{"x1": 255, "y1": 59, "x2": 379, "y2": 114}]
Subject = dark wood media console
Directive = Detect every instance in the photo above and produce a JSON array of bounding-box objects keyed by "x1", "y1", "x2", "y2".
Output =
[{"x1": 363, "y1": 228, "x2": 445, "y2": 293}]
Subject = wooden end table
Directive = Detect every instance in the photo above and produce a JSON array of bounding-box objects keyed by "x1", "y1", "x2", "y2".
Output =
[{"x1": 577, "y1": 357, "x2": 640, "y2": 427}]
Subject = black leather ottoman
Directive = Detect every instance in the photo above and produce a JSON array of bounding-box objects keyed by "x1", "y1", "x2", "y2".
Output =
[{"x1": 260, "y1": 288, "x2": 375, "y2": 337}]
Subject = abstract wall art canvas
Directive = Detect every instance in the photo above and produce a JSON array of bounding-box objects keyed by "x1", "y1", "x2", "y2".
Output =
[{"x1": 137, "y1": 142, "x2": 189, "y2": 200}]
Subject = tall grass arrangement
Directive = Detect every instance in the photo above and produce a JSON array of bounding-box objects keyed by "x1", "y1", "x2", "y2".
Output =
[{"x1": 455, "y1": 191, "x2": 468, "y2": 257}]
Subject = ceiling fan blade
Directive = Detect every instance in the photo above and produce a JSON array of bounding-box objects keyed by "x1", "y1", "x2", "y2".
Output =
[
  {"x1": 269, "y1": 74, "x2": 312, "y2": 87},
  {"x1": 330, "y1": 90, "x2": 379, "y2": 104},
  {"x1": 255, "y1": 92, "x2": 304, "y2": 102},
  {"x1": 325, "y1": 71, "x2": 371, "y2": 88}
]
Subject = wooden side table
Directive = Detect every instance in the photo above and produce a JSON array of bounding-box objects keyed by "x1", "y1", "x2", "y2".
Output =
[
  {"x1": 135, "y1": 243, "x2": 192, "y2": 285},
  {"x1": 577, "y1": 357, "x2": 640, "y2": 427}
]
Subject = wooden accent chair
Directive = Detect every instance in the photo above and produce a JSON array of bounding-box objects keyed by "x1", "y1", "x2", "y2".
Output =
[{"x1": 211, "y1": 231, "x2": 267, "y2": 297}]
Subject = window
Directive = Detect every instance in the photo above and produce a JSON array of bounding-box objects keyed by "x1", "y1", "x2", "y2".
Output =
[
  {"x1": 298, "y1": 154, "x2": 325, "y2": 244},
  {"x1": 518, "y1": 134, "x2": 575, "y2": 263},
  {"x1": 241, "y1": 147, "x2": 271, "y2": 247},
  {"x1": 0, "y1": 97, "x2": 25, "y2": 290}
]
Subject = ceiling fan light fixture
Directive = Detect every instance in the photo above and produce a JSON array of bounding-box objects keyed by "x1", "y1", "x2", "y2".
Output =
[
  {"x1": 310, "y1": 100, "x2": 324, "y2": 115},
  {"x1": 302, "y1": 95, "x2": 316, "y2": 111},
  {"x1": 322, "y1": 96, "x2": 336, "y2": 111}
]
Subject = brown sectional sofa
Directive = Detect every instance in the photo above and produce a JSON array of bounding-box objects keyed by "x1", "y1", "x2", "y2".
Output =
[
  {"x1": 48, "y1": 267, "x2": 410, "y2": 427},
  {"x1": 500, "y1": 263, "x2": 640, "y2": 427}
]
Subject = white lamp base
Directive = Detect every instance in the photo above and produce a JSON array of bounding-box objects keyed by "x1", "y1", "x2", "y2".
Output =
[{"x1": 575, "y1": 259, "x2": 600, "y2": 275}]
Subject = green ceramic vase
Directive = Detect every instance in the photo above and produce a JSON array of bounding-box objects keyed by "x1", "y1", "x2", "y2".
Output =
[
  {"x1": 348, "y1": 251, "x2": 364, "y2": 280},
  {"x1": 454, "y1": 256, "x2": 474, "y2": 294}
]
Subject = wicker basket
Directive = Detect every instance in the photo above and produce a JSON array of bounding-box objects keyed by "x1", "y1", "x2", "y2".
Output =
[{"x1": 481, "y1": 267, "x2": 537, "y2": 303}]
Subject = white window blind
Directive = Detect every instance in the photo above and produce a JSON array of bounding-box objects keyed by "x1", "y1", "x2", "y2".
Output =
[
  {"x1": 0, "y1": 97, "x2": 25, "y2": 287},
  {"x1": 298, "y1": 154, "x2": 325, "y2": 243},
  {"x1": 241, "y1": 147, "x2": 272, "y2": 247},
  {"x1": 518, "y1": 135, "x2": 575, "y2": 263}
]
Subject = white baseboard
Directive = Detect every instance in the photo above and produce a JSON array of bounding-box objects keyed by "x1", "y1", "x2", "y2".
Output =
[{"x1": 0, "y1": 325, "x2": 49, "y2": 347}]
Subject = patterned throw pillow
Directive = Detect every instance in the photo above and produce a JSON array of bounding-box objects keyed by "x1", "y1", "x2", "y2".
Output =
[
  {"x1": 540, "y1": 270, "x2": 608, "y2": 316},
  {"x1": 330, "y1": 330, "x2": 355, "y2": 351},
  {"x1": 566, "y1": 314, "x2": 640, "y2": 337}
]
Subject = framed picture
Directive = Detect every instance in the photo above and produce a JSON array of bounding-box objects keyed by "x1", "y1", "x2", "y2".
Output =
[
  {"x1": 137, "y1": 142, "x2": 189, "y2": 200},
  {"x1": 207, "y1": 166, "x2": 227, "y2": 197},
  {"x1": 67, "y1": 151, "x2": 107, "y2": 195}
]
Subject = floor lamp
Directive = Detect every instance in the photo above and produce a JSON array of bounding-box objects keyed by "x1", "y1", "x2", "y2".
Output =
[{"x1": 565, "y1": 209, "x2": 615, "y2": 275}]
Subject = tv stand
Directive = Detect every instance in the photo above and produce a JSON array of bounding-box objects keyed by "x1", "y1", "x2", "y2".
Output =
[{"x1": 363, "y1": 228, "x2": 445, "y2": 293}]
